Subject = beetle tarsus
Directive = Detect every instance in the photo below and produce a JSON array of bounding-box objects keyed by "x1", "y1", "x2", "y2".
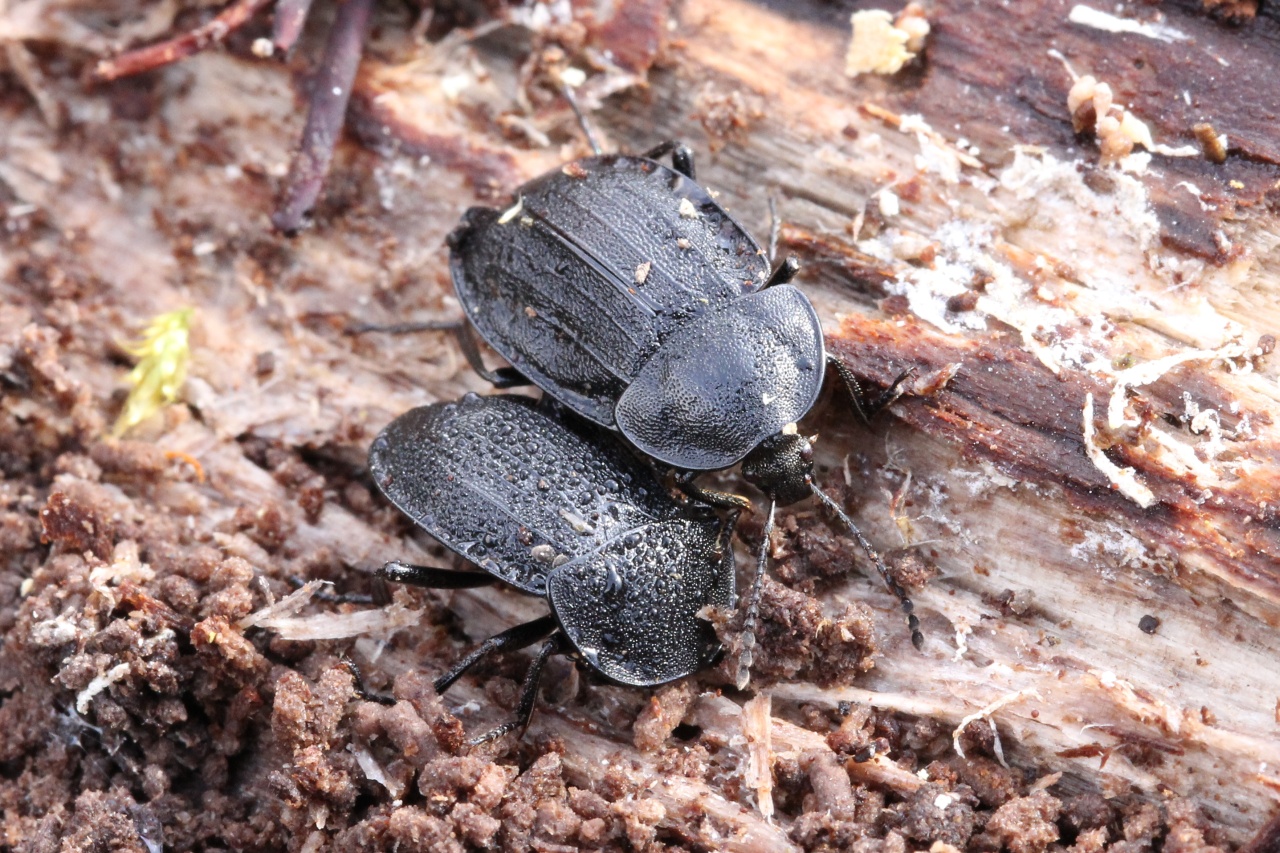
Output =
[
  {"x1": 433, "y1": 615, "x2": 558, "y2": 695},
  {"x1": 674, "y1": 471, "x2": 753, "y2": 511},
  {"x1": 735, "y1": 500, "x2": 776, "y2": 690},
  {"x1": 285, "y1": 575, "x2": 374, "y2": 605},
  {"x1": 829, "y1": 358, "x2": 914, "y2": 427},
  {"x1": 377, "y1": 561, "x2": 495, "y2": 589},
  {"x1": 811, "y1": 486, "x2": 925, "y2": 650},
  {"x1": 468, "y1": 635, "x2": 563, "y2": 745},
  {"x1": 340, "y1": 656, "x2": 396, "y2": 706}
]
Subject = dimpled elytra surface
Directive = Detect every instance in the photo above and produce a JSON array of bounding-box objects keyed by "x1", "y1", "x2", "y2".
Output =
[
  {"x1": 450, "y1": 155, "x2": 771, "y2": 427},
  {"x1": 547, "y1": 518, "x2": 734, "y2": 686},
  {"x1": 368, "y1": 394, "x2": 683, "y2": 593}
]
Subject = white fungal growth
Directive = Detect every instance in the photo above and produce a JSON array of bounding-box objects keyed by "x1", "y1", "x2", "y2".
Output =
[
  {"x1": 77, "y1": 662, "x2": 131, "y2": 714},
  {"x1": 1083, "y1": 393, "x2": 1156, "y2": 509},
  {"x1": 952, "y1": 688, "x2": 1043, "y2": 767}
]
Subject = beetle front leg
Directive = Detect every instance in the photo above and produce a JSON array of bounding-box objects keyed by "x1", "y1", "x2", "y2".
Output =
[
  {"x1": 828, "y1": 357, "x2": 914, "y2": 426},
  {"x1": 674, "y1": 470, "x2": 752, "y2": 511}
]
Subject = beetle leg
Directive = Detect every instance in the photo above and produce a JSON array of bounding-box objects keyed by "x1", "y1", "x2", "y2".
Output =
[
  {"x1": 764, "y1": 256, "x2": 801, "y2": 288},
  {"x1": 828, "y1": 357, "x2": 915, "y2": 426},
  {"x1": 346, "y1": 319, "x2": 532, "y2": 388},
  {"x1": 340, "y1": 656, "x2": 396, "y2": 706},
  {"x1": 640, "y1": 141, "x2": 696, "y2": 180},
  {"x1": 735, "y1": 499, "x2": 775, "y2": 690},
  {"x1": 811, "y1": 486, "x2": 924, "y2": 650},
  {"x1": 468, "y1": 634, "x2": 564, "y2": 745},
  {"x1": 345, "y1": 318, "x2": 461, "y2": 336},
  {"x1": 670, "y1": 144, "x2": 696, "y2": 180},
  {"x1": 434, "y1": 614, "x2": 559, "y2": 695},
  {"x1": 450, "y1": 323, "x2": 533, "y2": 389},
  {"x1": 377, "y1": 561, "x2": 495, "y2": 589},
  {"x1": 561, "y1": 84, "x2": 603, "y2": 155},
  {"x1": 285, "y1": 574, "x2": 375, "y2": 604},
  {"x1": 674, "y1": 471, "x2": 752, "y2": 511}
]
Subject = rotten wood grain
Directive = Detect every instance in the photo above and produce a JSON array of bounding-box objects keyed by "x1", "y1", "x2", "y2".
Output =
[{"x1": 2, "y1": 0, "x2": 1280, "y2": 846}]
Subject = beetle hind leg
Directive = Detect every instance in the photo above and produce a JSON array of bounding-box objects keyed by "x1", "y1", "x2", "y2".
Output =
[
  {"x1": 377, "y1": 561, "x2": 495, "y2": 589},
  {"x1": 347, "y1": 318, "x2": 532, "y2": 389},
  {"x1": 451, "y1": 323, "x2": 533, "y2": 389},
  {"x1": 468, "y1": 634, "x2": 565, "y2": 745}
]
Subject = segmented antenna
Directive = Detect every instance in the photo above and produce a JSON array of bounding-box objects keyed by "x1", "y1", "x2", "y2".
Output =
[
  {"x1": 735, "y1": 500, "x2": 776, "y2": 690},
  {"x1": 811, "y1": 486, "x2": 924, "y2": 650}
]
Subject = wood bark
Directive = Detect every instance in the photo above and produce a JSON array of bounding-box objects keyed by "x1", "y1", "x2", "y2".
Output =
[{"x1": 1, "y1": 0, "x2": 1279, "y2": 847}]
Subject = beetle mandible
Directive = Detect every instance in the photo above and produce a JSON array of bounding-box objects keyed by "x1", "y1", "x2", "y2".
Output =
[
  {"x1": 367, "y1": 393, "x2": 736, "y2": 744},
  {"x1": 445, "y1": 130, "x2": 921, "y2": 682}
]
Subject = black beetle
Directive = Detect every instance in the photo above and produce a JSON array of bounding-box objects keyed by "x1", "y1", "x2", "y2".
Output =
[
  {"x1": 445, "y1": 140, "x2": 920, "y2": 676},
  {"x1": 367, "y1": 392, "x2": 736, "y2": 743}
]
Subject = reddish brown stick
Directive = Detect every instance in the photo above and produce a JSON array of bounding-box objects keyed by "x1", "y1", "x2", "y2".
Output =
[
  {"x1": 271, "y1": 0, "x2": 375, "y2": 234},
  {"x1": 271, "y1": 0, "x2": 316, "y2": 55},
  {"x1": 91, "y1": 0, "x2": 273, "y2": 82}
]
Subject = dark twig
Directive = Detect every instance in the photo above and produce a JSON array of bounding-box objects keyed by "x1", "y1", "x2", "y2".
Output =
[
  {"x1": 271, "y1": 0, "x2": 316, "y2": 55},
  {"x1": 91, "y1": 0, "x2": 273, "y2": 82},
  {"x1": 272, "y1": 0, "x2": 375, "y2": 234}
]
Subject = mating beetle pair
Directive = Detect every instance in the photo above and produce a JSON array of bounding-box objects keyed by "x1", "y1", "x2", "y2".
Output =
[{"x1": 369, "y1": 140, "x2": 918, "y2": 742}]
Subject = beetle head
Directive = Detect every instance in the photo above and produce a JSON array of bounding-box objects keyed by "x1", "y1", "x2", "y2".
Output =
[{"x1": 741, "y1": 431, "x2": 814, "y2": 506}]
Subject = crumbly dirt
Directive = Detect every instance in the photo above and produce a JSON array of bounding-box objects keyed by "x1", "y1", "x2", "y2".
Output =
[{"x1": 0, "y1": 0, "x2": 1274, "y2": 850}]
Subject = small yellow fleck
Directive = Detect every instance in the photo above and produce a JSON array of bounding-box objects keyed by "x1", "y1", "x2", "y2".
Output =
[
  {"x1": 1229, "y1": 180, "x2": 1245, "y2": 190},
  {"x1": 113, "y1": 308, "x2": 194, "y2": 437}
]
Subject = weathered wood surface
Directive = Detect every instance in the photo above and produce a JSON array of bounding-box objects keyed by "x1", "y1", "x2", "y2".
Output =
[{"x1": 2, "y1": 0, "x2": 1280, "y2": 847}]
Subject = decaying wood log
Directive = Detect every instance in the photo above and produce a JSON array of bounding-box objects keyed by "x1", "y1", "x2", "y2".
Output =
[{"x1": 1, "y1": 0, "x2": 1278, "y2": 849}]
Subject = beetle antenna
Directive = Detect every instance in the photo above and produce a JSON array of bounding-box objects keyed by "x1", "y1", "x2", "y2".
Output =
[
  {"x1": 561, "y1": 84, "x2": 603, "y2": 156},
  {"x1": 735, "y1": 500, "x2": 776, "y2": 691},
  {"x1": 811, "y1": 486, "x2": 924, "y2": 650},
  {"x1": 767, "y1": 196, "x2": 780, "y2": 267}
]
